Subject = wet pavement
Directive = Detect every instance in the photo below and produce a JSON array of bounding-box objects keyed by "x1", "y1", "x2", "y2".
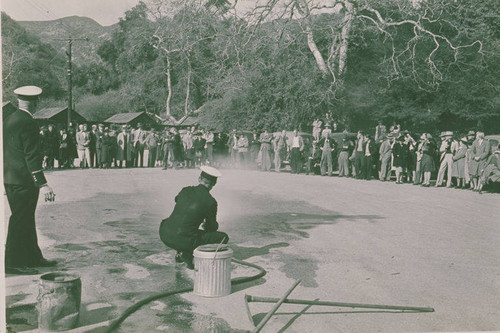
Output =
[{"x1": 4, "y1": 168, "x2": 500, "y2": 332}]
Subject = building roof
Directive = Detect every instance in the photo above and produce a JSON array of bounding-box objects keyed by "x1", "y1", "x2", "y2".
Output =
[
  {"x1": 181, "y1": 115, "x2": 200, "y2": 126},
  {"x1": 33, "y1": 107, "x2": 87, "y2": 123},
  {"x1": 33, "y1": 107, "x2": 68, "y2": 119},
  {"x1": 163, "y1": 114, "x2": 201, "y2": 126},
  {"x1": 104, "y1": 112, "x2": 146, "y2": 124}
]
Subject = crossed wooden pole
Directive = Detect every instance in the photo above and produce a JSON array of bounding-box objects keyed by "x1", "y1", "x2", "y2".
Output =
[{"x1": 245, "y1": 280, "x2": 434, "y2": 333}]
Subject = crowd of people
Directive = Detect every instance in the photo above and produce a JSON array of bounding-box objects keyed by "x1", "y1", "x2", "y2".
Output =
[
  {"x1": 39, "y1": 122, "x2": 229, "y2": 170},
  {"x1": 307, "y1": 120, "x2": 499, "y2": 193},
  {"x1": 39, "y1": 120, "x2": 500, "y2": 193}
]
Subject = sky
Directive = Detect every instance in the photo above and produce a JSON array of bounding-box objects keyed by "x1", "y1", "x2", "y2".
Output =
[
  {"x1": 0, "y1": 0, "x2": 336, "y2": 26},
  {"x1": 0, "y1": 0, "x2": 143, "y2": 26}
]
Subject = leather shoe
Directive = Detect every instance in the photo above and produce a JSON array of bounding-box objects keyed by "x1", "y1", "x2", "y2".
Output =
[
  {"x1": 181, "y1": 254, "x2": 194, "y2": 270},
  {"x1": 175, "y1": 252, "x2": 184, "y2": 263},
  {"x1": 5, "y1": 266, "x2": 39, "y2": 275},
  {"x1": 36, "y1": 258, "x2": 58, "y2": 267},
  {"x1": 185, "y1": 260, "x2": 194, "y2": 270}
]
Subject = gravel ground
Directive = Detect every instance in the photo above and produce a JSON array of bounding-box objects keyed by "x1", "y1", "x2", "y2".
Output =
[{"x1": 4, "y1": 167, "x2": 500, "y2": 332}]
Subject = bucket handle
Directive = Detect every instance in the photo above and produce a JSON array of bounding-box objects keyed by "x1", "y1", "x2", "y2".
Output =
[{"x1": 211, "y1": 236, "x2": 228, "y2": 265}]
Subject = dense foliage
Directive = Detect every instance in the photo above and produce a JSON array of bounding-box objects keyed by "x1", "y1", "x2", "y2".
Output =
[
  {"x1": 2, "y1": 0, "x2": 499, "y2": 133},
  {"x1": 1, "y1": 13, "x2": 66, "y2": 103}
]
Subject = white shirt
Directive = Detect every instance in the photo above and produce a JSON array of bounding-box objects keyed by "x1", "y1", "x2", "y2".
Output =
[
  {"x1": 365, "y1": 141, "x2": 371, "y2": 156},
  {"x1": 292, "y1": 136, "x2": 300, "y2": 148},
  {"x1": 357, "y1": 137, "x2": 364, "y2": 151},
  {"x1": 19, "y1": 108, "x2": 33, "y2": 117}
]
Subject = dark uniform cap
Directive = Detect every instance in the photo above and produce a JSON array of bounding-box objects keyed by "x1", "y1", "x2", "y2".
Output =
[
  {"x1": 200, "y1": 166, "x2": 222, "y2": 183},
  {"x1": 14, "y1": 86, "x2": 42, "y2": 101}
]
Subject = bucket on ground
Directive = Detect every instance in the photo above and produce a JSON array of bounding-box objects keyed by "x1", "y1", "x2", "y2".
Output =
[
  {"x1": 37, "y1": 272, "x2": 81, "y2": 331},
  {"x1": 193, "y1": 244, "x2": 233, "y2": 297}
]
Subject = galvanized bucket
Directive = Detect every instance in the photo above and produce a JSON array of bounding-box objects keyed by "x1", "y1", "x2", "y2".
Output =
[
  {"x1": 37, "y1": 272, "x2": 81, "y2": 331},
  {"x1": 193, "y1": 244, "x2": 233, "y2": 297}
]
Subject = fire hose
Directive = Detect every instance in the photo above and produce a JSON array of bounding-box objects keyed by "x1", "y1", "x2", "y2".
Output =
[
  {"x1": 105, "y1": 256, "x2": 434, "y2": 332},
  {"x1": 105, "y1": 258, "x2": 267, "y2": 332}
]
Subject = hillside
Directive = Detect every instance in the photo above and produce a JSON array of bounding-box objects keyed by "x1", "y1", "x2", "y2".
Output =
[
  {"x1": 1, "y1": 12, "x2": 67, "y2": 102},
  {"x1": 19, "y1": 16, "x2": 116, "y2": 64}
]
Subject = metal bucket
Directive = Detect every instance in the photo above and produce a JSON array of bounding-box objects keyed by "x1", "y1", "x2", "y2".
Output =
[
  {"x1": 37, "y1": 272, "x2": 81, "y2": 331},
  {"x1": 193, "y1": 244, "x2": 233, "y2": 297}
]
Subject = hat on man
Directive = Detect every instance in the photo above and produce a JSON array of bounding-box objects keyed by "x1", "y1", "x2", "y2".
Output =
[
  {"x1": 200, "y1": 166, "x2": 222, "y2": 183},
  {"x1": 420, "y1": 133, "x2": 426, "y2": 140},
  {"x1": 440, "y1": 131, "x2": 453, "y2": 137},
  {"x1": 426, "y1": 133, "x2": 433, "y2": 139},
  {"x1": 460, "y1": 137, "x2": 468, "y2": 143},
  {"x1": 325, "y1": 123, "x2": 331, "y2": 128},
  {"x1": 14, "y1": 86, "x2": 42, "y2": 101},
  {"x1": 467, "y1": 130, "x2": 475, "y2": 137}
]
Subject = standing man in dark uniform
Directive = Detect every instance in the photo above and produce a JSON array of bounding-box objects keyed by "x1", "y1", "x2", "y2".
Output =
[
  {"x1": 159, "y1": 166, "x2": 228, "y2": 269},
  {"x1": 3, "y1": 86, "x2": 57, "y2": 274}
]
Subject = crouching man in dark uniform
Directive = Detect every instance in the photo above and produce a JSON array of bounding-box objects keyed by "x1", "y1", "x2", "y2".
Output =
[{"x1": 159, "y1": 166, "x2": 228, "y2": 269}]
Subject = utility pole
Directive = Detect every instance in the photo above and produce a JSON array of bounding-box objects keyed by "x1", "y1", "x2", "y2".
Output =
[
  {"x1": 67, "y1": 38, "x2": 73, "y2": 129},
  {"x1": 53, "y1": 37, "x2": 88, "y2": 129}
]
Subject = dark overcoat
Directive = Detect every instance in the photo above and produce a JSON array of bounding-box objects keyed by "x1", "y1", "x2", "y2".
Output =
[
  {"x1": 4, "y1": 109, "x2": 47, "y2": 187},
  {"x1": 159, "y1": 185, "x2": 218, "y2": 252}
]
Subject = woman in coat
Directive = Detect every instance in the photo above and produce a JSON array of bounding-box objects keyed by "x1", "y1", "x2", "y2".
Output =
[
  {"x1": 249, "y1": 132, "x2": 261, "y2": 169},
  {"x1": 259, "y1": 130, "x2": 273, "y2": 171},
  {"x1": 116, "y1": 126, "x2": 129, "y2": 167},
  {"x1": 451, "y1": 137, "x2": 468, "y2": 188},
  {"x1": 108, "y1": 130, "x2": 118, "y2": 167},
  {"x1": 237, "y1": 134, "x2": 249, "y2": 168},
  {"x1": 420, "y1": 133, "x2": 436, "y2": 187},
  {"x1": 58, "y1": 129, "x2": 69, "y2": 168},
  {"x1": 392, "y1": 136, "x2": 405, "y2": 183},
  {"x1": 469, "y1": 132, "x2": 490, "y2": 191},
  {"x1": 100, "y1": 129, "x2": 113, "y2": 168},
  {"x1": 66, "y1": 126, "x2": 78, "y2": 167}
]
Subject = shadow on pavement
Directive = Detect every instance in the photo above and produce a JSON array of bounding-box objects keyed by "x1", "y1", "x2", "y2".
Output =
[
  {"x1": 5, "y1": 301, "x2": 117, "y2": 333},
  {"x1": 234, "y1": 212, "x2": 383, "y2": 240},
  {"x1": 231, "y1": 242, "x2": 290, "y2": 260}
]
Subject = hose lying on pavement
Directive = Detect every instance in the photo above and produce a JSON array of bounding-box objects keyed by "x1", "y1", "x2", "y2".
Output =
[{"x1": 105, "y1": 258, "x2": 267, "y2": 333}]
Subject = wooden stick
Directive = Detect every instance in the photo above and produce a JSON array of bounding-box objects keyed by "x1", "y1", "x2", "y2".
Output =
[
  {"x1": 252, "y1": 280, "x2": 301, "y2": 333},
  {"x1": 247, "y1": 296, "x2": 434, "y2": 312}
]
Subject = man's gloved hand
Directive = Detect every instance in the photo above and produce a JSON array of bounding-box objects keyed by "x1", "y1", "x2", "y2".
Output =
[{"x1": 41, "y1": 185, "x2": 56, "y2": 202}]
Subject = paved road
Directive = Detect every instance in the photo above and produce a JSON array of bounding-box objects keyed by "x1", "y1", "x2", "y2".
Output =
[{"x1": 4, "y1": 168, "x2": 500, "y2": 332}]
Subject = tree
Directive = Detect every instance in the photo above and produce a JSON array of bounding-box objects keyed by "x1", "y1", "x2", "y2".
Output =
[
  {"x1": 2, "y1": 12, "x2": 66, "y2": 102},
  {"x1": 147, "y1": 0, "x2": 220, "y2": 124}
]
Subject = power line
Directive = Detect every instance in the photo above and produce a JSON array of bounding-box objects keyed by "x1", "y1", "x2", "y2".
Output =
[
  {"x1": 31, "y1": 0, "x2": 83, "y2": 36},
  {"x1": 21, "y1": 0, "x2": 86, "y2": 38},
  {"x1": 40, "y1": 48, "x2": 66, "y2": 72}
]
